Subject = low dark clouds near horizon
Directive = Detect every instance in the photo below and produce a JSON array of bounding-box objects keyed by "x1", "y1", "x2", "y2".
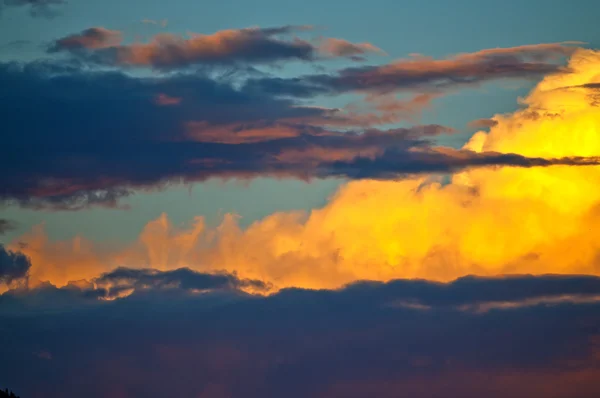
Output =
[{"x1": 2, "y1": 270, "x2": 600, "y2": 397}]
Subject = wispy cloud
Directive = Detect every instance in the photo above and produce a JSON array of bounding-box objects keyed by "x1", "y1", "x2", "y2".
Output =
[
  {"x1": 246, "y1": 42, "x2": 579, "y2": 97},
  {"x1": 48, "y1": 27, "x2": 122, "y2": 51},
  {"x1": 141, "y1": 18, "x2": 168, "y2": 27}
]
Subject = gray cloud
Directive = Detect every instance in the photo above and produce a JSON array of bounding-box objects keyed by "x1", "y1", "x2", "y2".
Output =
[
  {"x1": 0, "y1": 219, "x2": 16, "y2": 234},
  {"x1": 94, "y1": 267, "x2": 271, "y2": 299},
  {"x1": 468, "y1": 118, "x2": 499, "y2": 129}
]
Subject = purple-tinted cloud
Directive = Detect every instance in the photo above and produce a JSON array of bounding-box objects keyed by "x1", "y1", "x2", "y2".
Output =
[
  {"x1": 244, "y1": 42, "x2": 579, "y2": 97},
  {"x1": 1, "y1": 60, "x2": 597, "y2": 210},
  {"x1": 48, "y1": 25, "x2": 380, "y2": 68},
  {"x1": 48, "y1": 27, "x2": 122, "y2": 52}
]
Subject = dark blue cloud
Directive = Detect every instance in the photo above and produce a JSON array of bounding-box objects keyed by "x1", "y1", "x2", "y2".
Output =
[
  {"x1": 2, "y1": 59, "x2": 597, "y2": 210},
  {"x1": 95, "y1": 267, "x2": 271, "y2": 298},
  {"x1": 0, "y1": 244, "x2": 30, "y2": 285},
  {"x1": 1, "y1": 271, "x2": 600, "y2": 397}
]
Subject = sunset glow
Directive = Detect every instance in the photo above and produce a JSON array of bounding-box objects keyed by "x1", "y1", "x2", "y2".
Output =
[{"x1": 2, "y1": 2, "x2": 600, "y2": 397}]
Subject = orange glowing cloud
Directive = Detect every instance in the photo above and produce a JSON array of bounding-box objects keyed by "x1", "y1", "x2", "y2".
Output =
[
  {"x1": 49, "y1": 25, "x2": 317, "y2": 67},
  {"x1": 10, "y1": 49, "x2": 600, "y2": 290},
  {"x1": 48, "y1": 25, "x2": 388, "y2": 69},
  {"x1": 318, "y1": 37, "x2": 386, "y2": 60},
  {"x1": 375, "y1": 42, "x2": 579, "y2": 79},
  {"x1": 155, "y1": 93, "x2": 182, "y2": 106}
]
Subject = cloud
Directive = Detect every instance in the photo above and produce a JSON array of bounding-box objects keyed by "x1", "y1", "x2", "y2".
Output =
[
  {"x1": 94, "y1": 267, "x2": 271, "y2": 299},
  {"x1": 48, "y1": 25, "x2": 390, "y2": 69},
  {"x1": 49, "y1": 25, "x2": 330, "y2": 69},
  {"x1": 318, "y1": 37, "x2": 386, "y2": 61},
  {"x1": 48, "y1": 27, "x2": 123, "y2": 52},
  {"x1": 580, "y1": 83, "x2": 600, "y2": 89},
  {"x1": 8, "y1": 49, "x2": 600, "y2": 290},
  {"x1": 154, "y1": 93, "x2": 181, "y2": 106},
  {"x1": 2, "y1": 52, "x2": 598, "y2": 210},
  {"x1": 468, "y1": 118, "x2": 499, "y2": 129},
  {"x1": 244, "y1": 42, "x2": 580, "y2": 97},
  {"x1": 0, "y1": 244, "x2": 31, "y2": 285},
  {"x1": 1, "y1": 0, "x2": 65, "y2": 18},
  {"x1": 2, "y1": 273, "x2": 600, "y2": 397}
]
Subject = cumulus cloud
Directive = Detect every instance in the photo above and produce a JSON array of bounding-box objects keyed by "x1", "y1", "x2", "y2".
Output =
[
  {"x1": 2, "y1": 273, "x2": 600, "y2": 397},
  {"x1": 0, "y1": 244, "x2": 31, "y2": 285},
  {"x1": 8, "y1": 49, "x2": 600, "y2": 290}
]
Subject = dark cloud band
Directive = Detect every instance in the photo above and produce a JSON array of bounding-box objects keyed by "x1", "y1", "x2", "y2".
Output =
[
  {"x1": 3, "y1": 60, "x2": 598, "y2": 210},
  {"x1": 2, "y1": 271, "x2": 600, "y2": 397}
]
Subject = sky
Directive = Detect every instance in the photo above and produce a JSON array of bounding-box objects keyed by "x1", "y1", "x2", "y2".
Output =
[{"x1": 2, "y1": 0, "x2": 600, "y2": 397}]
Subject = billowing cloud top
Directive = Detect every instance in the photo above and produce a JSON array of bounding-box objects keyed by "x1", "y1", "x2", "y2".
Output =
[{"x1": 5, "y1": 48, "x2": 600, "y2": 293}]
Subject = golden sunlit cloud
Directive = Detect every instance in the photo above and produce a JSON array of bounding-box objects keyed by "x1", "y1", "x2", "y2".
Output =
[{"x1": 11, "y1": 49, "x2": 600, "y2": 291}]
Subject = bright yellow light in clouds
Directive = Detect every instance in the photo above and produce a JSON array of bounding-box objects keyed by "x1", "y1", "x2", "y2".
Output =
[{"x1": 11, "y1": 49, "x2": 600, "y2": 291}]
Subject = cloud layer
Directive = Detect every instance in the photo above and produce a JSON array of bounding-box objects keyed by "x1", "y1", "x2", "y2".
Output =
[
  {"x1": 8, "y1": 49, "x2": 600, "y2": 290},
  {"x1": 1, "y1": 44, "x2": 594, "y2": 209},
  {"x1": 2, "y1": 271, "x2": 600, "y2": 398},
  {"x1": 3, "y1": 20, "x2": 600, "y2": 397}
]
